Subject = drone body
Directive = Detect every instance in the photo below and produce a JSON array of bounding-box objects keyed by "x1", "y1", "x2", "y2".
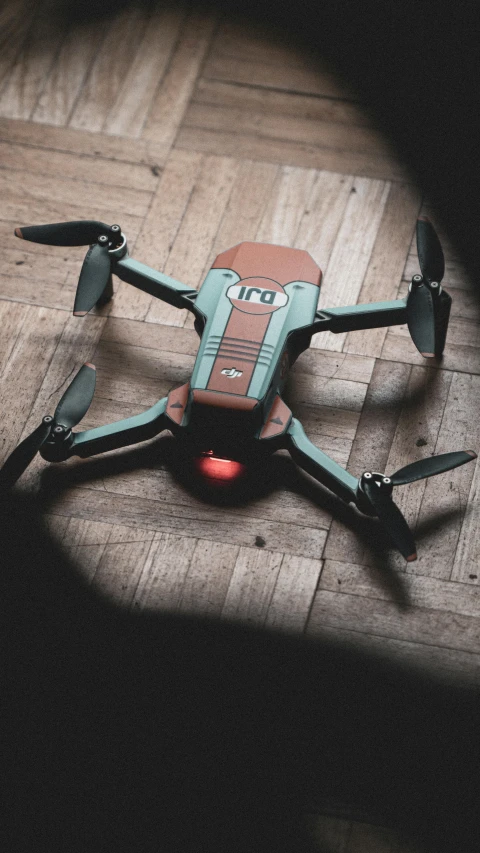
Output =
[{"x1": 1, "y1": 217, "x2": 476, "y2": 562}]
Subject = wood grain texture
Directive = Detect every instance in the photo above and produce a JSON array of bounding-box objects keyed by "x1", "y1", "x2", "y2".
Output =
[
  {"x1": 1, "y1": 6, "x2": 480, "y2": 770},
  {"x1": 0, "y1": 8, "x2": 67, "y2": 120},
  {"x1": 314, "y1": 177, "x2": 391, "y2": 352}
]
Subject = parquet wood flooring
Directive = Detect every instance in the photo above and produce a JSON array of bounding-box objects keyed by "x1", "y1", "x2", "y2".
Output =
[{"x1": 1, "y1": 5, "x2": 478, "y2": 849}]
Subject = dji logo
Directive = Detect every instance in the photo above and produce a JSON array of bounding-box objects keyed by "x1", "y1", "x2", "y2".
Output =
[{"x1": 221, "y1": 367, "x2": 243, "y2": 379}]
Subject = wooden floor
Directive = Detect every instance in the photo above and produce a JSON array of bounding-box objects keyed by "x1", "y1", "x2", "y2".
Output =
[{"x1": 1, "y1": 3, "x2": 479, "y2": 850}]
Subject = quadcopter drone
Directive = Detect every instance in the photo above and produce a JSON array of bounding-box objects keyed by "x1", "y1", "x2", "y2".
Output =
[{"x1": 0, "y1": 216, "x2": 476, "y2": 562}]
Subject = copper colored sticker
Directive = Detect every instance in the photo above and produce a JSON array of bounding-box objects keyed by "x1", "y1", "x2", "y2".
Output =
[
  {"x1": 213, "y1": 242, "x2": 322, "y2": 287},
  {"x1": 192, "y1": 390, "x2": 258, "y2": 411},
  {"x1": 260, "y1": 396, "x2": 292, "y2": 439},
  {"x1": 166, "y1": 382, "x2": 190, "y2": 425}
]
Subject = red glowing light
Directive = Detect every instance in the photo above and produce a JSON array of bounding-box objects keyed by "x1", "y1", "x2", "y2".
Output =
[{"x1": 195, "y1": 454, "x2": 246, "y2": 481}]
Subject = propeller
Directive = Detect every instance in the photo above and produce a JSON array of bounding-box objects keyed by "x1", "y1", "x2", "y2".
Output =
[
  {"x1": 73, "y1": 237, "x2": 112, "y2": 316},
  {"x1": 406, "y1": 217, "x2": 446, "y2": 357},
  {"x1": 15, "y1": 220, "x2": 116, "y2": 247},
  {"x1": 0, "y1": 363, "x2": 96, "y2": 489},
  {"x1": 361, "y1": 449, "x2": 477, "y2": 561},
  {"x1": 15, "y1": 220, "x2": 123, "y2": 316}
]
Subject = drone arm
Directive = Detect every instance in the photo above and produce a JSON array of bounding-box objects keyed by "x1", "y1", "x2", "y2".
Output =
[
  {"x1": 43, "y1": 397, "x2": 170, "y2": 461},
  {"x1": 286, "y1": 418, "x2": 359, "y2": 504},
  {"x1": 311, "y1": 298, "x2": 407, "y2": 334},
  {"x1": 112, "y1": 256, "x2": 198, "y2": 314}
]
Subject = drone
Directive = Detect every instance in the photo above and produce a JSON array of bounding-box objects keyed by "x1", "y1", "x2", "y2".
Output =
[{"x1": 0, "y1": 216, "x2": 476, "y2": 562}]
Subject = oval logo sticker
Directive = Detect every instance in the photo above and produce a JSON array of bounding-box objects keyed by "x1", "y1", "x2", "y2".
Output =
[{"x1": 227, "y1": 277, "x2": 288, "y2": 315}]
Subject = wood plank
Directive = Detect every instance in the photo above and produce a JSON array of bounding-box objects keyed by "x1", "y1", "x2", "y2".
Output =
[
  {"x1": 0, "y1": 0, "x2": 38, "y2": 91},
  {"x1": 178, "y1": 539, "x2": 239, "y2": 617},
  {"x1": 175, "y1": 126, "x2": 407, "y2": 181},
  {"x1": 0, "y1": 139, "x2": 158, "y2": 192},
  {"x1": 0, "y1": 10, "x2": 67, "y2": 120},
  {"x1": 294, "y1": 170, "x2": 354, "y2": 275},
  {"x1": 103, "y1": 5, "x2": 185, "y2": 137},
  {"x1": 320, "y1": 559, "x2": 480, "y2": 619},
  {"x1": 451, "y1": 454, "x2": 480, "y2": 583},
  {"x1": 256, "y1": 165, "x2": 316, "y2": 246},
  {"x1": 221, "y1": 545, "x2": 284, "y2": 625},
  {"x1": 59, "y1": 517, "x2": 113, "y2": 583},
  {"x1": 0, "y1": 271, "x2": 75, "y2": 312},
  {"x1": 182, "y1": 102, "x2": 392, "y2": 155},
  {"x1": 102, "y1": 316, "x2": 199, "y2": 356},
  {"x1": 31, "y1": 16, "x2": 109, "y2": 126},
  {"x1": 294, "y1": 403, "x2": 360, "y2": 441},
  {"x1": 344, "y1": 182, "x2": 421, "y2": 358},
  {"x1": 111, "y1": 149, "x2": 203, "y2": 321},
  {"x1": 264, "y1": 555, "x2": 324, "y2": 632},
  {"x1": 343, "y1": 360, "x2": 412, "y2": 479},
  {"x1": 50, "y1": 487, "x2": 328, "y2": 559},
  {"x1": 0, "y1": 305, "x2": 66, "y2": 465},
  {"x1": 288, "y1": 374, "x2": 368, "y2": 413},
  {"x1": 0, "y1": 299, "x2": 28, "y2": 376},
  {"x1": 307, "y1": 587, "x2": 480, "y2": 656},
  {"x1": 0, "y1": 117, "x2": 171, "y2": 170},
  {"x1": 202, "y1": 54, "x2": 347, "y2": 99},
  {"x1": 198, "y1": 158, "x2": 279, "y2": 284},
  {"x1": 68, "y1": 5, "x2": 149, "y2": 133},
  {"x1": 292, "y1": 349, "x2": 375, "y2": 386},
  {"x1": 381, "y1": 327, "x2": 480, "y2": 376},
  {"x1": 0, "y1": 166, "x2": 152, "y2": 221},
  {"x1": 409, "y1": 372, "x2": 480, "y2": 579},
  {"x1": 90, "y1": 524, "x2": 156, "y2": 606},
  {"x1": 314, "y1": 178, "x2": 391, "y2": 352},
  {"x1": 131, "y1": 531, "x2": 197, "y2": 612},
  {"x1": 141, "y1": 10, "x2": 216, "y2": 161},
  {"x1": 145, "y1": 154, "x2": 240, "y2": 325},
  {"x1": 193, "y1": 78, "x2": 370, "y2": 126}
]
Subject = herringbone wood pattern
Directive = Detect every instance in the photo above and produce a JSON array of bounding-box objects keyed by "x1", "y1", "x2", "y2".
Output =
[{"x1": 1, "y1": 4, "x2": 478, "y2": 849}]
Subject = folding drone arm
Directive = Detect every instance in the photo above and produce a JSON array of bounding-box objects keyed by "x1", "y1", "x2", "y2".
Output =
[
  {"x1": 112, "y1": 255, "x2": 199, "y2": 315},
  {"x1": 310, "y1": 298, "x2": 407, "y2": 335},
  {"x1": 286, "y1": 418, "x2": 359, "y2": 505},
  {"x1": 41, "y1": 397, "x2": 170, "y2": 462}
]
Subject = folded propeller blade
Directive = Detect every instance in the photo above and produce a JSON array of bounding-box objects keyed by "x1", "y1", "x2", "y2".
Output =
[
  {"x1": 54, "y1": 363, "x2": 96, "y2": 429},
  {"x1": 406, "y1": 282, "x2": 435, "y2": 357},
  {"x1": 15, "y1": 220, "x2": 113, "y2": 247},
  {"x1": 0, "y1": 363, "x2": 96, "y2": 489},
  {"x1": 362, "y1": 478, "x2": 417, "y2": 562},
  {"x1": 391, "y1": 450, "x2": 477, "y2": 486},
  {"x1": 416, "y1": 216, "x2": 445, "y2": 284},
  {"x1": 73, "y1": 243, "x2": 111, "y2": 316},
  {"x1": 406, "y1": 218, "x2": 446, "y2": 358},
  {"x1": 0, "y1": 419, "x2": 52, "y2": 489}
]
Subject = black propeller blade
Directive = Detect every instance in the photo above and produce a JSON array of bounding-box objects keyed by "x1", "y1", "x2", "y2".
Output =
[
  {"x1": 54, "y1": 363, "x2": 97, "y2": 429},
  {"x1": 362, "y1": 476, "x2": 417, "y2": 562},
  {"x1": 0, "y1": 363, "x2": 96, "y2": 489},
  {"x1": 15, "y1": 220, "x2": 114, "y2": 247},
  {"x1": 406, "y1": 217, "x2": 445, "y2": 357},
  {"x1": 406, "y1": 278, "x2": 435, "y2": 357},
  {"x1": 391, "y1": 450, "x2": 477, "y2": 485},
  {"x1": 0, "y1": 419, "x2": 53, "y2": 491},
  {"x1": 361, "y1": 447, "x2": 477, "y2": 560},
  {"x1": 416, "y1": 216, "x2": 445, "y2": 284},
  {"x1": 73, "y1": 241, "x2": 112, "y2": 316}
]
